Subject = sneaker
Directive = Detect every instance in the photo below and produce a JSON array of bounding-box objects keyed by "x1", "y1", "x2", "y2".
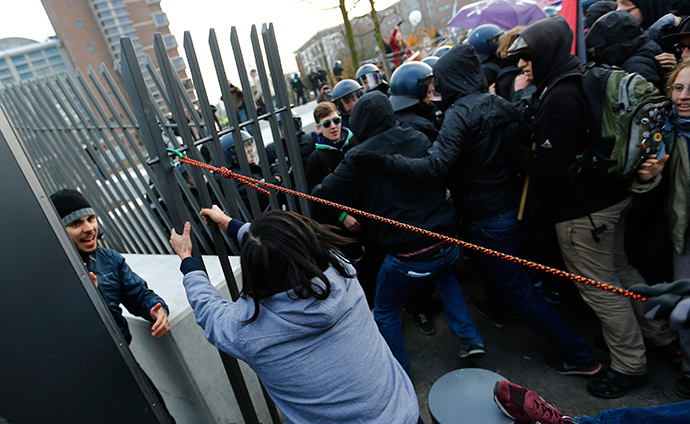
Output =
[
  {"x1": 545, "y1": 354, "x2": 602, "y2": 376},
  {"x1": 413, "y1": 313, "x2": 435, "y2": 335},
  {"x1": 535, "y1": 280, "x2": 565, "y2": 305},
  {"x1": 493, "y1": 380, "x2": 575, "y2": 424},
  {"x1": 586, "y1": 369, "x2": 646, "y2": 399},
  {"x1": 647, "y1": 339, "x2": 682, "y2": 365},
  {"x1": 458, "y1": 343, "x2": 486, "y2": 359},
  {"x1": 674, "y1": 376, "x2": 690, "y2": 399},
  {"x1": 475, "y1": 301, "x2": 509, "y2": 328}
]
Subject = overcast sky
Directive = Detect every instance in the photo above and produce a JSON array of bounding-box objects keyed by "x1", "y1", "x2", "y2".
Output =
[{"x1": 0, "y1": 0, "x2": 401, "y2": 102}]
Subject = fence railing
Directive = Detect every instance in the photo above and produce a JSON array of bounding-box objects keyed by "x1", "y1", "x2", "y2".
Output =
[{"x1": 1, "y1": 22, "x2": 311, "y2": 423}]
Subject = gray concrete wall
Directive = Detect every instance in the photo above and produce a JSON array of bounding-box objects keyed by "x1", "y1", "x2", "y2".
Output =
[{"x1": 122, "y1": 254, "x2": 278, "y2": 424}]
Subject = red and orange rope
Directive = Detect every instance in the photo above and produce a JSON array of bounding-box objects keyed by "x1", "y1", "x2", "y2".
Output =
[{"x1": 180, "y1": 155, "x2": 647, "y2": 302}]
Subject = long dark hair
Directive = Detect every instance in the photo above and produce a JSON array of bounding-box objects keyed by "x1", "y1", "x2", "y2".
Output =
[{"x1": 240, "y1": 210, "x2": 355, "y2": 323}]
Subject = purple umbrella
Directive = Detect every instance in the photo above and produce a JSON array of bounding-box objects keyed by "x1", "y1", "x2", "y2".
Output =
[{"x1": 448, "y1": 0, "x2": 548, "y2": 30}]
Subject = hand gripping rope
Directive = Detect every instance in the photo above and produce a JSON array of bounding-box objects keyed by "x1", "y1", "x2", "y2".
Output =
[{"x1": 168, "y1": 149, "x2": 648, "y2": 302}]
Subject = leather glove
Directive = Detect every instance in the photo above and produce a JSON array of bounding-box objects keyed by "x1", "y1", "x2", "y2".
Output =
[
  {"x1": 349, "y1": 150, "x2": 386, "y2": 170},
  {"x1": 630, "y1": 279, "x2": 690, "y2": 320}
]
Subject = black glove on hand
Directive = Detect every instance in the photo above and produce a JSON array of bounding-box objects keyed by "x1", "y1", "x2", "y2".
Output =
[
  {"x1": 349, "y1": 150, "x2": 386, "y2": 170},
  {"x1": 630, "y1": 279, "x2": 690, "y2": 320}
]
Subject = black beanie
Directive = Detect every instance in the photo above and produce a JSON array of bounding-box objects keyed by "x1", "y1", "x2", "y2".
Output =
[{"x1": 50, "y1": 189, "x2": 96, "y2": 226}]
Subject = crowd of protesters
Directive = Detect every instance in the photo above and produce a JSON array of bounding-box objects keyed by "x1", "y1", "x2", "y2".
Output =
[{"x1": 77, "y1": 1, "x2": 690, "y2": 422}]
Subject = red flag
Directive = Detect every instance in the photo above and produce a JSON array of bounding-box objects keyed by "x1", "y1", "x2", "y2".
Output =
[{"x1": 559, "y1": 0, "x2": 586, "y2": 62}]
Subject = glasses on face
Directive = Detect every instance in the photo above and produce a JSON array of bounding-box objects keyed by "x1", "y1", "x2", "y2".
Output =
[
  {"x1": 516, "y1": 50, "x2": 531, "y2": 62},
  {"x1": 668, "y1": 84, "x2": 690, "y2": 95},
  {"x1": 675, "y1": 42, "x2": 690, "y2": 53},
  {"x1": 317, "y1": 116, "x2": 341, "y2": 128}
]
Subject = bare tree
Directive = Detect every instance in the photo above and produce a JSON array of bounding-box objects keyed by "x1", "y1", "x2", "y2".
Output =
[
  {"x1": 368, "y1": 0, "x2": 391, "y2": 79},
  {"x1": 301, "y1": 0, "x2": 360, "y2": 73}
]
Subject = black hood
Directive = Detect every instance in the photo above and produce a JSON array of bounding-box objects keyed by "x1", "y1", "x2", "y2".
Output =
[
  {"x1": 584, "y1": 1, "x2": 616, "y2": 29},
  {"x1": 520, "y1": 16, "x2": 582, "y2": 89},
  {"x1": 349, "y1": 91, "x2": 397, "y2": 142},
  {"x1": 434, "y1": 43, "x2": 488, "y2": 110},
  {"x1": 586, "y1": 11, "x2": 643, "y2": 65},
  {"x1": 632, "y1": 0, "x2": 670, "y2": 28}
]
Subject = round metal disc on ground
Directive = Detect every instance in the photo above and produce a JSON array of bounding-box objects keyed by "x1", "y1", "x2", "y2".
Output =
[{"x1": 428, "y1": 368, "x2": 513, "y2": 424}]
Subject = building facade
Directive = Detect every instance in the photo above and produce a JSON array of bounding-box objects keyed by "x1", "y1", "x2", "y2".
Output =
[
  {"x1": 40, "y1": 0, "x2": 192, "y2": 116},
  {"x1": 0, "y1": 37, "x2": 74, "y2": 87}
]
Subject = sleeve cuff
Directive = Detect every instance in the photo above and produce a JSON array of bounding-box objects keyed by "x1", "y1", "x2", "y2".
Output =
[{"x1": 180, "y1": 257, "x2": 203, "y2": 275}]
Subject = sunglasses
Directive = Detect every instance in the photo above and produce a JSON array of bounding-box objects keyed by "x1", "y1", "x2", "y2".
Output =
[
  {"x1": 675, "y1": 42, "x2": 690, "y2": 53},
  {"x1": 317, "y1": 116, "x2": 341, "y2": 128},
  {"x1": 516, "y1": 51, "x2": 531, "y2": 62}
]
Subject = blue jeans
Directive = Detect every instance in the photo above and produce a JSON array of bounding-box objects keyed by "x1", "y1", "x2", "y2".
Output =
[
  {"x1": 576, "y1": 401, "x2": 690, "y2": 423},
  {"x1": 236, "y1": 107, "x2": 252, "y2": 135},
  {"x1": 464, "y1": 209, "x2": 595, "y2": 364},
  {"x1": 374, "y1": 245, "x2": 482, "y2": 374}
]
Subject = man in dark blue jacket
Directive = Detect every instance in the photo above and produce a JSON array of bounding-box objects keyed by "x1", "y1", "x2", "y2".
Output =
[{"x1": 50, "y1": 189, "x2": 170, "y2": 344}]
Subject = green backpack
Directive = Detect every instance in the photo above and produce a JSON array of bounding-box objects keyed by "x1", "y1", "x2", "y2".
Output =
[{"x1": 578, "y1": 63, "x2": 672, "y2": 178}]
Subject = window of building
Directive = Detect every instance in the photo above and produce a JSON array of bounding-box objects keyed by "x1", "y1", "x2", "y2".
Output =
[
  {"x1": 112, "y1": 0, "x2": 123, "y2": 5},
  {"x1": 0, "y1": 68, "x2": 10, "y2": 76},
  {"x1": 45, "y1": 47, "x2": 59, "y2": 55},
  {"x1": 105, "y1": 28, "x2": 119, "y2": 35},
  {"x1": 28, "y1": 51, "x2": 43, "y2": 59},
  {"x1": 118, "y1": 17, "x2": 130, "y2": 24},
  {"x1": 15, "y1": 64, "x2": 29, "y2": 71},
  {"x1": 152, "y1": 12, "x2": 168, "y2": 28},
  {"x1": 109, "y1": 36, "x2": 121, "y2": 44},
  {"x1": 20, "y1": 72, "x2": 34, "y2": 80},
  {"x1": 99, "y1": 11, "x2": 112, "y2": 18},
  {"x1": 121, "y1": 24, "x2": 133, "y2": 31},
  {"x1": 163, "y1": 34, "x2": 177, "y2": 49},
  {"x1": 182, "y1": 79, "x2": 194, "y2": 90},
  {"x1": 438, "y1": 4, "x2": 451, "y2": 13},
  {"x1": 49, "y1": 55, "x2": 62, "y2": 63},
  {"x1": 103, "y1": 19, "x2": 116, "y2": 26},
  {"x1": 88, "y1": 45, "x2": 94, "y2": 52},
  {"x1": 94, "y1": 2, "x2": 108, "y2": 10},
  {"x1": 171, "y1": 56, "x2": 186, "y2": 72},
  {"x1": 0, "y1": 59, "x2": 6, "y2": 67},
  {"x1": 2, "y1": 77, "x2": 15, "y2": 84},
  {"x1": 33, "y1": 59, "x2": 46, "y2": 66},
  {"x1": 37, "y1": 68, "x2": 51, "y2": 76},
  {"x1": 52, "y1": 64, "x2": 66, "y2": 71},
  {"x1": 77, "y1": 20, "x2": 83, "y2": 27},
  {"x1": 12, "y1": 55, "x2": 26, "y2": 63},
  {"x1": 114, "y1": 7, "x2": 126, "y2": 15}
]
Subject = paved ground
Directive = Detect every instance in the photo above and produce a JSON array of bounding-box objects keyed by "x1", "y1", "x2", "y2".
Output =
[{"x1": 402, "y1": 258, "x2": 686, "y2": 423}]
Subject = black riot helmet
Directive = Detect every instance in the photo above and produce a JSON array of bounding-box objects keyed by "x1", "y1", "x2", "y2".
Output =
[
  {"x1": 430, "y1": 45, "x2": 452, "y2": 58},
  {"x1": 356, "y1": 63, "x2": 383, "y2": 92},
  {"x1": 464, "y1": 23, "x2": 504, "y2": 61},
  {"x1": 332, "y1": 79, "x2": 364, "y2": 113},
  {"x1": 389, "y1": 61, "x2": 434, "y2": 112},
  {"x1": 421, "y1": 56, "x2": 439, "y2": 69}
]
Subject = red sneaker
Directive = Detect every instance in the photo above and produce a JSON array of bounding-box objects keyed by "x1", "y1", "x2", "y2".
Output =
[{"x1": 493, "y1": 380, "x2": 575, "y2": 424}]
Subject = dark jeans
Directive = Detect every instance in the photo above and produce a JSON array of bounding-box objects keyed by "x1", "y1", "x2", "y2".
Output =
[
  {"x1": 374, "y1": 245, "x2": 482, "y2": 374},
  {"x1": 576, "y1": 401, "x2": 690, "y2": 423},
  {"x1": 464, "y1": 209, "x2": 595, "y2": 364}
]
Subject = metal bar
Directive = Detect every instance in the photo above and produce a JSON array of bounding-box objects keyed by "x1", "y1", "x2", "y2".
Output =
[{"x1": 262, "y1": 23, "x2": 311, "y2": 217}]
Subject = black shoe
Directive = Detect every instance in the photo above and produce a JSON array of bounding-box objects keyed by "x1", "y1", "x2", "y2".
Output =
[
  {"x1": 475, "y1": 301, "x2": 509, "y2": 328},
  {"x1": 545, "y1": 354, "x2": 602, "y2": 376},
  {"x1": 647, "y1": 339, "x2": 682, "y2": 365},
  {"x1": 413, "y1": 313, "x2": 435, "y2": 335},
  {"x1": 587, "y1": 369, "x2": 647, "y2": 399},
  {"x1": 675, "y1": 376, "x2": 690, "y2": 399},
  {"x1": 458, "y1": 343, "x2": 486, "y2": 359}
]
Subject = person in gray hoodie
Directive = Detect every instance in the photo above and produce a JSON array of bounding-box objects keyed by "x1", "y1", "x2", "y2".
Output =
[{"x1": 169, "y1": 209, "x2": 421, "y2": 424}]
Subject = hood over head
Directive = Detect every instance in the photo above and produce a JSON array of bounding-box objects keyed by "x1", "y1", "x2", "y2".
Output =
[
  {"x1": 516, "y1": 16, "x2": 582, "y2": 88},
  {"x1": 584, "y1": 1, "x2": 617, "y2": 29},
  {"x1": 433, "y1": 43, "x2": 487, "y2": 110},
  {"x1": 349, "y1": 91, "x2": 397, "y2": 142},
  {"x1": 631, "y1": 0, "x2": 670, "y2": 28},
  {"x1": 586, "y1": 11, "x2": 643, "y2": 66}
]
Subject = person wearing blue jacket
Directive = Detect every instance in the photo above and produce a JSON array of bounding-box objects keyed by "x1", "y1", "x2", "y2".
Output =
[{"x1": 170, "y1": 208, "x2": 421, "y2": 424}]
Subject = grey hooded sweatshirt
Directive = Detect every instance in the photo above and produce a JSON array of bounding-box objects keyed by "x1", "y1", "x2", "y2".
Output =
[{"x1": 180, "y1": 245, "x2": 418, "y2": 423}]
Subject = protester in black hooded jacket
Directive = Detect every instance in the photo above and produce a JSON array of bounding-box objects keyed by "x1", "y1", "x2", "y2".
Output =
[
  {"x1": 351, "y1": 44, "x2": 601, "y2": 374},
  {"x1": 313, "y1": 91, "x2": 484, "y2": 374},
  {"x1": 623, "y1": 0, "x2": 671, "y2": 29},
  {"x1": 507, "y1": 15, "x2": 677, "y2": 399},
  {"x1": 586, "y1": 10, "x2": 666, "y2": 92}
]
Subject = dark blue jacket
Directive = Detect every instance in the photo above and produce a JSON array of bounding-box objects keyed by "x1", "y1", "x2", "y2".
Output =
[{"x1": 86, "y1": 247, "x2": 169, "y2": 344}]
